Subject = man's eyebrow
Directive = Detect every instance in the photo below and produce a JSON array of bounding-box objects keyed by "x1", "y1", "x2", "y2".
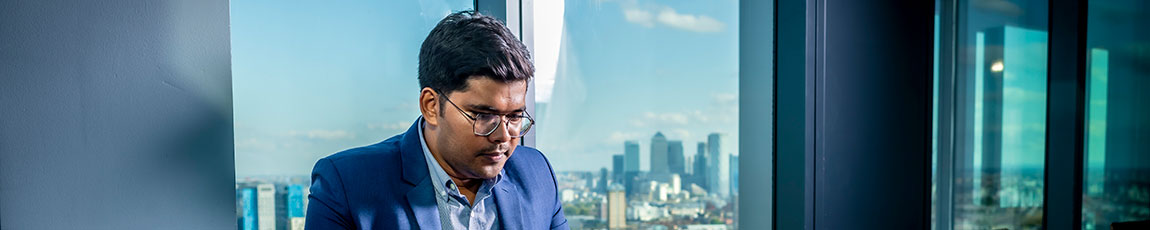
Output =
[{"x1": 465, "y1": 104, "x2": 526, "y2": 114}]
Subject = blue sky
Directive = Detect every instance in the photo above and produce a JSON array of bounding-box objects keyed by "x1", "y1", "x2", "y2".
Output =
[
  {"x1": 231, "y1": 0, "x2": 739, "y2": 177},
  {"x1": 533, "y1": 0, "x2": 740, "y2": 173}
]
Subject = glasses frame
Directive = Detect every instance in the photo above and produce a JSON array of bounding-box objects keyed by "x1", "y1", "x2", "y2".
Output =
[{"x1": 435, "y1": 89, "x2": 535, "y2": 138}]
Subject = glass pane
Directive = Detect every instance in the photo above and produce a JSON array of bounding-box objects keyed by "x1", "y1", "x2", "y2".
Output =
[
  {"x1": 951, "y1": 0, "x2": 1049, "y2": 229},
  {"x1": 1082, "y1": 0, "x2": 1150, "y2": 229},
  {"x1": 530, "y1": 0, "x2": 741, "y2": 229},
  {"x1": 932, "y1": 0, "x2": 941, "y2": 228},
  {"x1": 231, "y1": 0, "x2": 473, "y2": 229}
]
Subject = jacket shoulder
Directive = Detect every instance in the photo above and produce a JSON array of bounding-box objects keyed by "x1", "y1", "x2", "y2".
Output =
[
  {"x1": 311, "y1": 133, "x2": 406, "y2": 189},
  {"x1": 507, "y1": 146, "x2": 551, "y2": 168},
  {"x1": 504, "y1": 146, "x2": 559, "y2": 186},
  {"x1": 321, "y1": 134, "x2": 403, "y2": 165}
]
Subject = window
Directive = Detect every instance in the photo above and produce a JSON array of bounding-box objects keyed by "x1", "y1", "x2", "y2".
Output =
[
  {"x1": 936, "y1": 0, "x2": 1050, "y2": 229},
  {"x1": 528, "y1": 0, "x2": 742, "y2": 229},
  {"x1": 230, "y1": 0, "x2": 473, "y2": 229},
  {"x1": 1082, "y1": 0, "x2": 1150, "y2": 229}
]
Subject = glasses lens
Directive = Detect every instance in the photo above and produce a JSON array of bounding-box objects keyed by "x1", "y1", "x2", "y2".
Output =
[
  {"x1": 512, "y1": 118, "x2": 532, "y2": 137},
  {"x1": 472, "y1": 114, "x2": 533, "y2": 137},
  {"x1": 474, "y1": 114, "x2": 500, "y2": 135}
]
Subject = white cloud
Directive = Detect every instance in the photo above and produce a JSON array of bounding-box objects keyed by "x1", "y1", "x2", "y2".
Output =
[
  {"x1": 623, "y1": 8, "x2": 656, "y2": 27},
  {"x1": 690, "y1": 110, "x2": 712, "y2": 123},
  {"x1": 607, "y1": 131, "x2": 644, "y2": 143},
  {"x1": 631, "y1": 109, "x2": 739, "y2": 128},
  {"x1": 655, "y1": 7, "x2": 725, "y2": 33},
  {"x1": 670, "y1": 129, "x2": 691, "y2": 140},
  {"x1": 618, "y1": 3, "x2": 725, "y2": 33},
  {"x1": 630, "y1": 119, "x2": 648, "y2": 127},
  {"x1": 643, "y1": 111, "x2": 689, "y2": 125},
  {"x1": 235, "y1": 138, "x2": 277, "y2": 151},
  {"x1": 287, "y1": 129, "x2": 356, "y2": 140},
  {"x1": 367, "y1": 121, "x2": 410, "y2": 131},
  {"x1": 712, "y1": 93, "x2": 738, "y2": 105}
]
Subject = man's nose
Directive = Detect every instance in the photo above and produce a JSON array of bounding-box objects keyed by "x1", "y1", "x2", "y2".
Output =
[{"x1": 487, "y1": 120, "x2": 512, "y2": 143}]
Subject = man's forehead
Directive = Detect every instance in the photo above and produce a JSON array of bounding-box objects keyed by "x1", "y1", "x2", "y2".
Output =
[{"x1": 451, "y1": 78, "x2": 528, "y2": 112}]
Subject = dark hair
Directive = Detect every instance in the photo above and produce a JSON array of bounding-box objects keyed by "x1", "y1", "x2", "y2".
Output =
[{"x1": 418, "y1": 10, "x2": 534, "y2": 95}]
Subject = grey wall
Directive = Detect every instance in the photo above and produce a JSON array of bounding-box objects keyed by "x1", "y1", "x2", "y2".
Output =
[{"x1": 0, "y1": 0, "x2": 235, "y2": 229}]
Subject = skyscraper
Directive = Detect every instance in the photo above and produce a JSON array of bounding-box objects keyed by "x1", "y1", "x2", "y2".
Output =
[
  {"x1": 668, "y1": 140, "x2": 685, "y2": 175},
  {"x1": 650, "y1": 132, "x2": 668, "y2": 174},
  {"x1": 624, "y1": 141, "x2": 640, "y2": 196},
  {"x1": 708, "y1": 133, "x2": 730, "y2": 197},
  {"x1": 286, "y1": 184, "x2": 306, "y2": 230},
  {"x1": 694, "y1": 142, "x2": 708, "y2": 191},
  {"x1": 965, "y1": 26, "x2": 1050, "y2": 207},
  {"x1": 608, "y1": 184, "x2": 626, "y2": 229},
  {"x1": 257, "y1": 183, "x2": 276, "y2": 230},
  {"x1": 275, "y1": 186, "x2": 286, "y2": 230},
  {"x1": 624, "y1": 141, "x2": 639, "y2": 173},
  {"x1": 685, "y1": 152, "x2": 694, "y2": 175},
  {"x1": 286, "y1": 185, "x2": 304, "y2": 217},
  {"x1": 599, "y1": 167, "x2": 609, "y2": 193},
  {"x1": 612, "y1": 154, "x2": 624, "y2": 184},
  {"x1": 240, "y1": 188, "x2": 257, "y2": 230}
]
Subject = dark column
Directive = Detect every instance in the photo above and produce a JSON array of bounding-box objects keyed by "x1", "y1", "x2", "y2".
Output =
[
  {"x1": 1044, "y1": 0, "x2": 1088, "y2": 228},
  {"x1": 813, "y1": 0, "x2": 935, "y2": 229}
]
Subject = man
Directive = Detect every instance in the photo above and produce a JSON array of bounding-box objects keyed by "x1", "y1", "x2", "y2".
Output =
[{"x1": 305, "y1": 11, "x2": 569, "y2": 230}]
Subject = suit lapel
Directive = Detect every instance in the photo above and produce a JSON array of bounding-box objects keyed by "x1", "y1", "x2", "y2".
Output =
[
  {"x1": 399, "y1": 118, "x2": 440, "y2": 230},
  {"x1": 494, "y1": 181, "x2": 526, "y2": 230},
  {"x1": 400, "y1": 118, "x2": 427, "y2": 185},
  {"x1": 405, "y1": 177, "x2": 441, "y2": 230}
]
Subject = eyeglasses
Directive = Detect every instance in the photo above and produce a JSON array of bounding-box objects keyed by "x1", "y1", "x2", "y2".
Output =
[{"x1": 437, "y1": 90, "x2": 534, "y2": 138}]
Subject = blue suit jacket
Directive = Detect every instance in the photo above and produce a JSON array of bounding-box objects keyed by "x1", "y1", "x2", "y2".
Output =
[{"x1": 305, "y1": 118, "x2": 569, "y2": 230}]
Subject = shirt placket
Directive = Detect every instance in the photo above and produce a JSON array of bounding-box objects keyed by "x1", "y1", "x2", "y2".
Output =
[
  {"x1": 471, "y1": 194, "x2": 489, "y2": 229},
  {"x1": 446, "y1": 181, "x2": 475, "y2": 229}
]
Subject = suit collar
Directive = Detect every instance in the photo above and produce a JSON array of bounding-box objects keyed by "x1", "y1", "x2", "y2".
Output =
[
  {"x1": 400, "y1": 117, "x2": 428, "y2": 185},
  {"x1": 405, "y1": 175, "x2": 442, "y2": 230},
  {"x1": 400, "y1": 117, "x2": 441, "y2": 229},
  {"x1": 494, "y1": 178, "x2": 525, "y2": 230}
]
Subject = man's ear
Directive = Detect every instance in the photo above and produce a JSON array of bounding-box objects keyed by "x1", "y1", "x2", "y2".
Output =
[{"x1": 419, "y1": 87, "x2": 440, "y2": 127}]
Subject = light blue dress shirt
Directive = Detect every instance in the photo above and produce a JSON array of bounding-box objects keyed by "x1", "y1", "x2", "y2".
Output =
[{"x1": 418, "y1": 118, "x2": 502, "y2": 230}]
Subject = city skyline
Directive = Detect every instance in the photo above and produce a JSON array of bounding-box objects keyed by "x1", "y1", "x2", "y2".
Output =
[
  {"x1": 231, "y1": 0, "x2": 739, "y2": 177},
  {"x1": 236, "y1": 177, "x2": 310, "y2": 230},
  {"x1": 234, "y1": 128, "x2": 742, "y2": 230}
]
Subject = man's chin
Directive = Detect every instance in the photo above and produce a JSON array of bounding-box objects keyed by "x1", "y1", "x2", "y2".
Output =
[{"x1": 473, "y1": 165, "x2": 505, "y2": 179}]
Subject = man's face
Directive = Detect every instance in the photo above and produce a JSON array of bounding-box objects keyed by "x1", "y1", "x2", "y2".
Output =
[{"x1": 433, "y1": 77, "x2": 527, "y2": 180}]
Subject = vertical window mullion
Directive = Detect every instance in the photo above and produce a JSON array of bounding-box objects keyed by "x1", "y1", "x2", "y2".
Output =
[{"x1": 1043, "y1": 0, "x2": 1088, "y2": 229}]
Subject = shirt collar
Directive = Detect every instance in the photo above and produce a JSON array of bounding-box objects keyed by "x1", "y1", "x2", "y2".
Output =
[{"x1": 417, "y1": 116, "x2": 503, "y2": 197}]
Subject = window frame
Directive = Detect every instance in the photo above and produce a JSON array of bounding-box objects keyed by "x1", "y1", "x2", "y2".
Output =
[{"x1": 930, "y1": 0, "x2": 1090, "y2": 229}]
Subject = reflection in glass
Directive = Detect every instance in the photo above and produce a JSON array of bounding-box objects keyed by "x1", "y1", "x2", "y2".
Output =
[
  {"x1": 948, "y1": 0, "x2": 1048, "y2": 229},
  {"x1": 1082, "y1": 0, "x2": 1150, "y2": 229},
  {"x1": 932, "y1": 10, "x2": 939, "y2": 230}
]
